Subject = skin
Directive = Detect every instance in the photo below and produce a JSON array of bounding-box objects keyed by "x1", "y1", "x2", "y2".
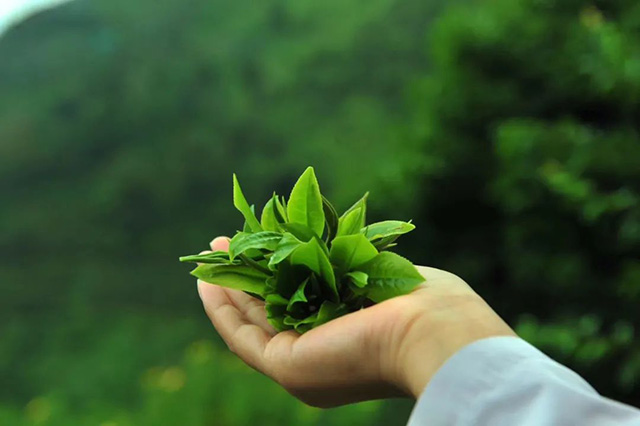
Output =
[{"x1": 197, "y1": 236, "x2": 516, "y2": 408}]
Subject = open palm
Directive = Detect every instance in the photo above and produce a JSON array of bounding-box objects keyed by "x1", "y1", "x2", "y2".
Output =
[{"x1": 198, "y1": 237, "x2": 510, "y2": 407}]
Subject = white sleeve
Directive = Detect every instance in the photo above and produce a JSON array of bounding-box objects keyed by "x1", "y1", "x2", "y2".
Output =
[{"x1": 407, "y1": 336, "x2": 640, "y2": 426}]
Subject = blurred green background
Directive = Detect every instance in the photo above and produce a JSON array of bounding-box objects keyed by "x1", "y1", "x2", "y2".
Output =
[{"x1": 1, "y1": 0, "x2": 639, "y2": 424}]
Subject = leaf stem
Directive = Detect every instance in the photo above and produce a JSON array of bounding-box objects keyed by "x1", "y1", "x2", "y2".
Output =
[{"x1": 238, "y1": 253, "x2": 272, "y2": 275}]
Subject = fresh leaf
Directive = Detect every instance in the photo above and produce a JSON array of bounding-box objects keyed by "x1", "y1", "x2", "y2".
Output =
[
  {"x1": 284, "y1": 314, "x2": 313, "y2": 326},
  {"x1": 179, "y1": 250, "x2": 265, "y2": 264},
  {"x1": 260, "y1": 194, "x2": 281, "y2": 231},
  {"x1": 345, "y1": 271, "x2": 368, "y2": 288},
  {"x1": 266, "y1": 294, "x2": 288, "y2": 305},
  {"x1": 241, "y1": 205, "x2": 259, "y2": 233},
  {"x1": 355, "y1": 252, "x2": 424, "y2": 302},
  {"x1": 266, "y1": 316, "x2": 287, "y2": 332},
  {"x1": 287, "y1": 278, "x2": 309, "y2": 311},
  {"x1": 307, "y1": 274, "x2": 323, "y2": 301},
  {"x1": 283, "y1": 313, "x2": 318, "y2": 333},
  {"x1": 378, "y1": 242, "x2": 397, "y2": 250},
  {"x1": 179, "y1": 251, "x2": 232, "y2": 264},
  {"x1": 341, "y1": 192, "x2": 369, "y2": 219},
  {"x1": 280, "y1": 222, "x2": 318, "y2": 242},
  {"x1": 336, "y1": 207, "x2": 364, "y2": 237},
  {"x1": 229, "y1": 231, "x2": 282, "y2": 260},
  {"x1": 336, "y1": 192, "x2": 368, "y2": 236},
  {"x1": 336, "y1": 193, "x2": 368, "y2": 237},
  {"x1": 313, "y1": 301, "x2": 348, "y2": 328},
  {"x1": 372, "y1": 235, "x2": 400, "y2": 250},
  {"x1": 179, "y1": 256, "x2": 231, "y2": 265},
  {"x1": 329, "y1": 234, "x2": 378, "y2": 276},
  {"x1": 311, "y1": 234, "x2": 330, "y2": 256},
  {"x1": 293, "y1": 323, "x2": 314, "y2": 334},
  {"x1": 275, "y1": 196, "x2": 288, "y2": 222},
  {"x1": 362, "y1": 220, "x2": 415, "y2": 241},
  {"x1": 233, "y1": 174, "x2": 263, "y2": 233},
  {"x1": 287, "y1": 167, "x2": 325, "y2": 237},
  {"x1": 322, "y1": 195, "x2": 339, "y2": 242},
  {"x1": 268, "y1": 233, "x2": 302, "y2": 269},
  {"x1": 264, "y1": 277, "x2": 277, "y2": 293},
  {"x1": 282, "y1": 297, "x2": 345, "y2": 333},
  {"x1": 265, "y1": 294, "x2": 289, "y2": 331},
  {"x1": 290, "y1": 237, "x2": 338, "y2": 301},
  {"x1": 361, "y1": 220, "x2": 416, "y2": 251},
  {"x1": 273, "y1": 260, "x2": 305, "y2": 299},
  {"x1": 191, "y1": 264, "x2": 269, "y2": 296}
]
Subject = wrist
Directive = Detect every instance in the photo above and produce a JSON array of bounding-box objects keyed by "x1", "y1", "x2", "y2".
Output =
[{"x1": 393, "y1": 294, "x2": 516, "y2": 398}]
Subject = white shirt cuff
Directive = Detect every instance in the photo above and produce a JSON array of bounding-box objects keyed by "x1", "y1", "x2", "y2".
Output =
[{"x1": 406, "y1": 336, "x2": 595, "y2": 425}]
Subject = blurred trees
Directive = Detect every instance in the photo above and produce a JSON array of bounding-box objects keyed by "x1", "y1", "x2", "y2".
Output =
[
  {"x1": 0, "y1": 0, "x2": 439, "y2": 424},
  {"x1": 0, "y1": 0, "x2": 639, "y2": 423},
  {"x1": 410, "y1": 0, "x2": 640, "y2": 404}
]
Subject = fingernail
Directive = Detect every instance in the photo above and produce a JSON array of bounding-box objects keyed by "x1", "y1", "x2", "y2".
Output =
[
  {"x1": 210, "y1": 236, "x2": 230, "y2": 246},
  {"x1": 209, "y1": 236, "x2": 231, "y2": 251}
]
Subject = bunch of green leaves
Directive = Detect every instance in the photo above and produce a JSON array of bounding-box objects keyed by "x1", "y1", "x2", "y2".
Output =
[{"x1": 180, "y1": 167, "x2": 422, "y2": 333}]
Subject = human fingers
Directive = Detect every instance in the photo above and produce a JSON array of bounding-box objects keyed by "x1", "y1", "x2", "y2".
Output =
[
  {"x1": 209, "y1": 236, "x2": 230, "y2": 252},
  {"x1": 223, "y1": 288, "x2": 277, "y2": 336},
  {"x1": 198, "y1": 281, "x2": 272, "y2": 373}
]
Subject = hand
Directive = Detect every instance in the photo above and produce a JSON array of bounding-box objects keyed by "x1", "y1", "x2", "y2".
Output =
[{"x1": 197, "y1": 236, "x2": 515, "y2": 408}]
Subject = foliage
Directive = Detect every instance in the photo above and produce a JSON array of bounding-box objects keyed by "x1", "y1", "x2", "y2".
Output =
[
  {"x1": 411, "y1": 0, "x2": 640, "y2": 404},
  {"x1": 182, "y1": 167, "x2": 420, "y2": 333},
  {"x1": 0, "y1": 0, "x2": 441, "y2": 423},
  {"x1": 1, "y1": 0, "x2": 639, "y2": 422},
  {"x1": 0, "y1": 328, "x2": 382, "y2": 426}
]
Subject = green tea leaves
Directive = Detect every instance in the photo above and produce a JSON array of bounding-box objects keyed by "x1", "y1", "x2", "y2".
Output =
[
  {"x1": 345, "y1": 271, "x2": 369, "y2": 288},
  {"x1": 287, "y1": 278, "x2": 309, "y2": 311},
  {"x1": 361, "y1": 220, "x2": 414, "y2": 250},
  {"x1": 271, "y1": 260, "x2": 301, "y2": 298},
  {"x1": 329, "y1": 234, "x2": 378, "y2": 276},
  {"x1": 260, "y1": 194, "x2": 281, "y2": 232},
  {"x1": 290, "y1": 237, "x2": 338, "y2": 301},
  {"x1": 341, "y1": 192, "x2": 369, "y2": 219},
  {"x1": 283, "y1": 313, "x2": 318, "y2": 333},
  {"x1": 191, "y1": 264, "x2": 269, "y2": 296},
  {"x1": 275, "y1": 196, "x2": 288, "y2": 222},
  {"x1": 268, "y1": 233, "x2": 303, "y2": 269},
  {"x1": 336, "y1": 193, "x2": 368, "y2": 237},
  {"x1": 355, "y1": 252, "x2": 424, "y2": 302},
  {"x1": 280, "y1": 223, "x2": 318, "y2": 242},
  {"x1": 322, "y1": 195, "x2": 339, "y2": 242},
  {"x1": 336, "y1": 207, "x2": 364, "y2": 237},
  {"x1": 179, "y1": 251, "x2": 233, "y2": 264},
  {"x1": 181, "y1": 167, "x2": 422, "y2": 334},
  {"x1": 283, "y1": 301, "x2": 348, "y2": 333},
  {"x1": 314, "y1": 301, "x2": 348, "y2": 328},
  {"x1": 287, "y1": 167, "x2": 325, "y2": 238},
  {"x1": 362, "y1": 220, "x2": 415, "y2": 241},
  {"x1": 233, "y1": 174, "x2": 263, "y2": 233},
  {"x1": 229, "y1": 231, "x2": 282, "y2": 260},
  {"x1": 265, "y1": 294, "x2": 289, "y2": 330}
]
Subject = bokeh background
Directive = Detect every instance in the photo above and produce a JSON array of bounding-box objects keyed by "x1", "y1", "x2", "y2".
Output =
[{"x1": 1, "y1": 0, "x2": 639, "y2": 424}]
